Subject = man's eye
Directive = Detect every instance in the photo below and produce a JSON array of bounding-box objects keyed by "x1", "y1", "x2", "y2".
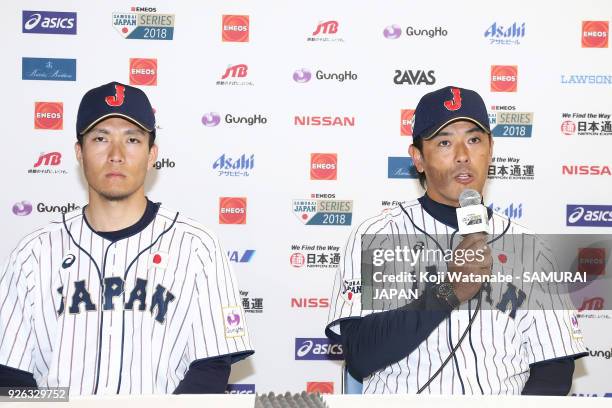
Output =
[
  {"x1": 94, "y1": 136, "x2": 105, "y2": 142},
  {"x1": 438, "y1": 140, "x2": 450, "y2": 147},
  {"x1": 469, "y1": 136, "x2": 481, "y2": 143},
  {"x1": 128, "y1": 138, "x2": 140, "y2": 144}
]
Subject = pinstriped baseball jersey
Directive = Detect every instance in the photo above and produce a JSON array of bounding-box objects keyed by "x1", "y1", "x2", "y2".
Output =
[
  {"x1": 327, "y1": 198, "x2": 587, "y2": 394},
  {"x1": 0, "y1": 204, "x2": 253, "y2": 395}
]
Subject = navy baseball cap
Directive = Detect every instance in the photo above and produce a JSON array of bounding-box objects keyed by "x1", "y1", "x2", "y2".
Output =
[
  {"x1": 412, "y1": 86, "x2": 490, "y2": 142},
  {"x1": 76, "y1": 81, "x2": 155, "y2": 138}
]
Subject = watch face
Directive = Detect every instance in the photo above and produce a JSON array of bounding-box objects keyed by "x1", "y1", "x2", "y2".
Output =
[{"x1": 438, "y1": 283, "x2": 453, "y2": 297}]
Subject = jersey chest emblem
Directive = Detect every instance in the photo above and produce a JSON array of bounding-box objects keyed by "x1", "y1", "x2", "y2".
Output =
[{"x1": 149, "y1": 251, "x2": 169, "y2": 270}]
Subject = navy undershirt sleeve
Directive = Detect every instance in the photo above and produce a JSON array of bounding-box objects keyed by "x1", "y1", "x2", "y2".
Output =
[
  {"x1": 521, "y1": 357, "x2": 575, "y2": 396},
  {"x1": 338, "y1": 286, "x2": 452, "y2": 380},
  {"x1": 0, "y1": 364, "x2": 37, "y2": 390},
  {"x1": 173, "y1": 355, "x2": 231, "y2": 394}
]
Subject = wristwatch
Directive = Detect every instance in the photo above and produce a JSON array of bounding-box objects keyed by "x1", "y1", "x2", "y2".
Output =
[{"x1": 435, "y1": 282, "x2": 461, "y2": 309}]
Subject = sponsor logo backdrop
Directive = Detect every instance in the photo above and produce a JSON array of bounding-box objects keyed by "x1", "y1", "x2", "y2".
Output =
[{"x1": 1, "y1": 0, "x2": 611, "y2": 396}]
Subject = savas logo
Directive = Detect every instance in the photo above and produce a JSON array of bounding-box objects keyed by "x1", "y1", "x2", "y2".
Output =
[
  {"x1": 34, "y1": 102, "x2": 63, "y2": 130},
  {"x1": 219, "y1": 197, "x2": 247, "y2": 224},
  {"x1": 129, "y1": 58, "x2": 157, "y2": 86},
  {"x1": 294, "y1": 338, "x2": 343, "y2": 360},
  {"x1": 567, "y1": 205, "x2": 612, "y2": 227},
  {"x1": 491, "y1": 65, "x2": 517, "y2": 92},
  {"x1": 393, "y1": 70, "x2": 435, "y2": 85},
  {"x1": 582, "y1": 21, "x2": 608, "y2": 48},
  {"x1": 310, "y1": 153, "x2": 337, "y2": 180},
  {"x1": 400, "y1": 109, "x2": 415, "y2": 136},
  {"x1": 22, "y1": 11, "x2": 77, "y2": 35},
  {"x1": 34, "y1": 152, "x2": 61, "y2": 168},
  {"x1": 222, "y1": 15, "x2": 249, "y2": 42}
]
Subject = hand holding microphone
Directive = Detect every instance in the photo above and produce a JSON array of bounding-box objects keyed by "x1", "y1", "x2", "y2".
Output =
[{"x1": 436, "y1": 189, "x2": 493, "y2": 306}]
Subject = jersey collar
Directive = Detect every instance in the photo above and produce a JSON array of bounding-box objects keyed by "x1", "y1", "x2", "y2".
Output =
[
  {"x1": 83, "y1": 198, "x2": 160, "y2": 242},
  {"x1": 418, "y1": 193, "x2": 492, "y2": 230}
]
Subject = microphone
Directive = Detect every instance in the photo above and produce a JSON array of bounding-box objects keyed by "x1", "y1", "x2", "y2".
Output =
[{"x1": 456, "y1": 189, "x2": 489, "y2": 235}]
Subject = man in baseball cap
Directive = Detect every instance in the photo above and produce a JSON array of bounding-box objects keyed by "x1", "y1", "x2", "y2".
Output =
[
  {"x1": 325, "y1": 85, "x2": 586, "y2": 395},
  {"x1": 0, "y1": 82, "x2": 254, "y2": 394}
]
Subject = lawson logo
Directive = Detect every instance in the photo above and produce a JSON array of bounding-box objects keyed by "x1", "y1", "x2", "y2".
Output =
[
  {"x1": 567, "y1": 205, "x2": 612, "y2": 227},
  {"x1": 22, "y1": 10, "x2": 77, "y2": 35},
  {"x1": 294, "y1": 338, "x2": 343, "y2": 360}
]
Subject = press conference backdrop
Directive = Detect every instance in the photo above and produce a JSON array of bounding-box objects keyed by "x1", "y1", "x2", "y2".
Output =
[{"x1": 1, "y1": 0, "x2": 611, "y2": 397}]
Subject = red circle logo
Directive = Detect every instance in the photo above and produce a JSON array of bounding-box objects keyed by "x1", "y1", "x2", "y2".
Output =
[
  {"x1": 491, "y1": 65, "x2": 518, "y2": 92},
  {"x1": 561, "y1": 120, "x2": 576, "y2": 135},
  {"x1": 582, "y1": 21, "x2": 609, "y2": 48},
  {"x1": 222, "y1": 15, "x2": 250, "y2": 42},
  {"x1": 290, "y1": 253, "x2": 305, "y2": 267},
  {"x1": 219, "y1": 197, "x2": 247, "y2": 224}
]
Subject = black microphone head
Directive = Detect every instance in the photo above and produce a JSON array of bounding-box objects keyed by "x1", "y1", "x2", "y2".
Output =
[{"x1": 459, "y1": 189, "x2": 481, "y2": 207}]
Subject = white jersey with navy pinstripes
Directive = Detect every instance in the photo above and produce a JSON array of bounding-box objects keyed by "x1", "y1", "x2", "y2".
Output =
[
  {"x1": 327, "y1": 198, "x2": 587, "y2": 394},
  {"x1": 0, "y1": 205, "x2": 253, "y2": 395}
]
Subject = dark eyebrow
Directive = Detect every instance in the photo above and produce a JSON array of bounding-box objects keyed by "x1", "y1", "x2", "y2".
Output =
[
  {"x1": 125, "y1": 128, "x2": 147, "y2": 136},
  {"x1": 432, "y1": 126, "x2": 483, "y2": 139}
]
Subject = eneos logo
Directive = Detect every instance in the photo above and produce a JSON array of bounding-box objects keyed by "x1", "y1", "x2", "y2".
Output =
[
  {"x1": 219, "y1": 197, "x2": 247, "y2": 224},
  {"x1": 400, "y1": 109, "x2": 415, "y2": 136},
  {"x1": 306, "y1": 382, "x2": 334, "y2": 394},
  {"x1": 129, "y1": 58, "x2": 157, "y2": 86},
  {"x1": 310, "y1": 153, "x2": 337, "y2": 180},
  {"x1": 582, "y1": 21, "x2": 609, "y2": 48},
  {"x1": 578, "y1": 248, "x2": 606, "y2": 276},
  {"x1": 34, "y1": 102, "x2": 63, "y2": 130},
  {"x1": 491, "y1": 65, "x2": 518, "y2": 92},
  {"x1": 222, "y1": 15, "x2": 249, "y2": 42}
]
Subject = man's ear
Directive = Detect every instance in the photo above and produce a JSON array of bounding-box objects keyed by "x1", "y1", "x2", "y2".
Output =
[
  {"x1": 75, "y1": 141, "x2": 82, "y2": 164},
  {"x1": 408, "y1": 144, "x2": 424, "y2": 173},
  {"x1": 148, "y1": 144, "x2": 159, "y2": 169}
]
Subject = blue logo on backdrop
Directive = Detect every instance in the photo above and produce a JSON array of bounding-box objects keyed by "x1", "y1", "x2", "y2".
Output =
[
  {"x1": 22, "y1": 58, "x2": 76, "y2": 81},
  {"x1": 487, "y1": 202, "x2": 523, "y2": 219},
  {"x1": 227, "y1": 250, "x2": 255, "y2": 263},
  {"x1": 294, "y1": 338, "x2": 343, "y2": 360},
  {"x1": 225, "y1": 384, "x2": 255, "y2": 394},
  {"x1": 566, "y1": 205, "x2": 612, "y2": 227},
  {"x1": 388, "y1": 157, "x2": 418, "y2": 179},
  {"x1": 22, "y1": 11, "x2": 77, "y2": 35}
]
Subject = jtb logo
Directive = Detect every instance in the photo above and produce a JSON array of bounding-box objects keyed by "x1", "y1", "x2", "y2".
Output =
[
  {"x1": 22, "y1": 11, "x2": 77, "y2": 35},
  {"x1": 221, "y1": 64, "x2": 248, "y2": 79},
  {"x1": 34, "y1": 152, "x2": 62, "y2": 168},
  {"x1": 312, "y1": 21, "x2": 338, "y2": 36}
]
